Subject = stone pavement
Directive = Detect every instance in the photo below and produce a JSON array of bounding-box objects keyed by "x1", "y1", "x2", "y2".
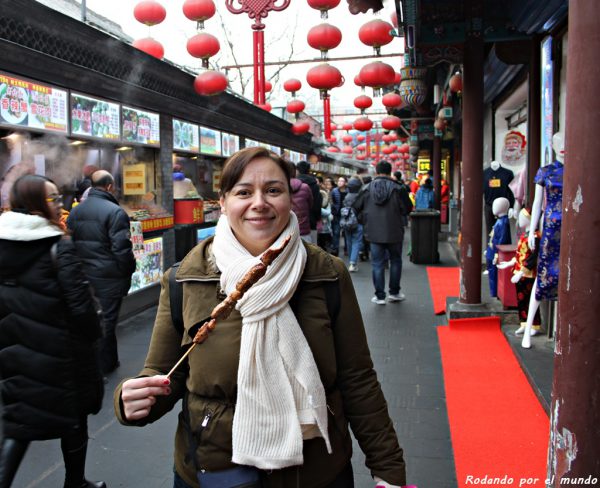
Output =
[{"x1": 12, "y1": 240, "x2": 466, "y2": 488}]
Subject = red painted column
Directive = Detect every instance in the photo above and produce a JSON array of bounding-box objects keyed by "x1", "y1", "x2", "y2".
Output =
[
  {"x1": 548, "y1": 0, "x2": 600, "y2": 483},
  {"x1": 458, "y1": 21, "x2": 484, "y2": 304},
  {"x1": 253, "y1": 30, "x2": 266, "y2": 105},
  {"x1": 323, "y1": 95, "x2": 331, "y2": 140}
]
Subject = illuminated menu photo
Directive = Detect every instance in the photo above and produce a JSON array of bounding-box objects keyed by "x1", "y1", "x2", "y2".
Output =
[
  {"x1": 71, "y1": 93, "x2": 120, "y2": 140},
  {"x1": 173, "y1": 119, "x2": 200, "y2": 153},
  {"x1": 122, "y1": 106, "x2": 160, "y2": 146},
  {"x1": 0, "y1": 71, "x2": 68, "y2": 133}
]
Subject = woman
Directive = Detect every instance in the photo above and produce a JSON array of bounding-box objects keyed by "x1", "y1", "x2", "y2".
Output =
[
  {"x1": 0, "y1": 175, "x2": 105, "y2": 488},
  {"x1": 115, "y1": 147, "x2": 406, "y2": 488}
]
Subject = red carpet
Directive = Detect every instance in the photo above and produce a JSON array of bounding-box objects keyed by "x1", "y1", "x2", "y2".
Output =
[
  {"x1": 438, "y1": 317, "x2": 549, "y2": 488},
  {"x1": 427, "y1": 266, "x2": 460, "y2": 314}
]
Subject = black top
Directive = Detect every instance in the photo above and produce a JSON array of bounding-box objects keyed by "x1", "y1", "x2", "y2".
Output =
[{"x1": 483, "y1": 166, "x2": 515, "y2": 206}]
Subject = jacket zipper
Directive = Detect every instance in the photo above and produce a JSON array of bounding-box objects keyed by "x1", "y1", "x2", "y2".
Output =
[{"x1": 198, "y1": 410, "x2": 213, "y2": 473}]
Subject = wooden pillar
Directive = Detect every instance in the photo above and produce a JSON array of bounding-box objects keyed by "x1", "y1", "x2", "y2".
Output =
[
  {"x1": 459, "y1": 5, "x2": 484, "y2": 304},
  {"x1": 433, "y1": 134, "x2": 442, "y2": 210},
  {"x1": 548, "y1": 1, "x2": 600, "y2": 484}
]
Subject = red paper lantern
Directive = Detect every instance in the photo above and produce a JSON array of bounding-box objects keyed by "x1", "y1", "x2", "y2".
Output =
[
  {"x1": 291, "y1": 121, "x2": 310, "y2": 135},
  {"x1": 359, "y1": 61, "x2": 396, "y2": 96},
  {"x1": 307, "y1": 63, "x2": 342, "y2": 95},
  {"x1": 284, "y1": 78, "x2": 302, "y2": 93},
  {"x1": 357, "y1": 134, "x2": 366, "y2": 142},
  {"x1": 354, "y1": 75, "x2": 365, "y2": 87},
  {"x1": 354, "y1": 116, "x2": 373, "y2": 132},
  {"x1": 286, "y1": 99, "x2": 305, "y2": 114},
  {"x1": 382, "y1": 134, "x2": 393, "y2": 143},
  {"x1": 353, "y1": 95, "x2": 373, "y2": 111},
  {"x1": 194, "y1": 70, "x2": 228, "y2": 96},
  {"x1": 342, "y1": 134, "x2": 353, "y2": 143},
  {"x1": 258, "y1": 103, "x2": 272, "y2": 112},
  {"x1": 307, "y1": 0, "x2": 341, "y2": 12},
  {"x1": 382, "y1": 93, "x2": 403, "y2": 108},
  {"x1": 382, "y1": 145, "x2": 393, "y2": 155},
  {"x1": 356, "y1": 154, "x2": 366, "y2": 161},
  {"x1": 182, "y1": 0, "x2": 216, "y2": 25},
  {"x1": 399, "y1": 143, "x2": 410, "y2": 153},
  {"x1": 187, "y1": 33, "x2": 220, "y2": 59},
  {"x1": 358, "y1": 19, "x2": 394, "y2": 55},
  {"x1": 327, "y1": 146, "x2": 340, "y2": 152},
  {"x1": 394, "y1": 71, "x2": 402, "y2": 85},
  {"x1": 133, "y1": 37, "x2": 164, "y2": 59},
  {"x1": 327, "y1": 136, "x2": 337, "y2": 143},
  {"x1": 134, "y1": 1, "x2": 166, "y2": 26},
  {"x1": 342, "y1": 123, "x2": 353, "y2": 131},
  {"x1": 381, "y1": 115, "x2": 401, "y2": 130},
  {"x1": 449, "y1": 73, "x2": 463, "y2": 93},
  {"x1": 330, "y1": 123, "x2": 338, "y2": 132},
  {"x1": 264, "y1": 81, "x2": 273, "y2": 92},
  {"x1": 307, "y1": 23, "x2": 342, "y2": 54},
  {"x1": 356, "y1": 144, "x2": 366, "y2": 151},
  {"x1": 342, "y1": 145, "x2": 353, "y2": 154},
  {"x1": 387, "y1": 133, "x2": 398, "y2": 141}
]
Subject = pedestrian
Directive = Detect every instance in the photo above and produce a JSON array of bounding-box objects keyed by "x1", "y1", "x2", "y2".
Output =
[
  {"x1": 288, "y1": 161, "x2": 313, "y2": 242},
  {"x1": 317, "y1": 188, "x2": 333, "y2": 252},
  {"x1": 330, "y1": 176, "x2": 348, "y2": 256},
  {"x1": 67, "y1": 170, "x2": 136, "y2": 376},
  {"x1": 353, "y1": 161, "x2": 412, "y2": 305},
  {"x1": 358, "y1": 174, "x2": 372, "y2": 262},
  {"x1": 415, "y1": 178, "x2": 434, "y2": 210},
  {"x1": 340, "y1": 177, "x2": 363, "y2": 272},
  {"x1": 114, "y1": 147, "x2": 407, "y2": 488},
  {"x1": 295, "y1": 160, "x2": 322, "y2": 244},
  {"x1": 0, "y1": 174, "x2": 105, "y2": 488}
]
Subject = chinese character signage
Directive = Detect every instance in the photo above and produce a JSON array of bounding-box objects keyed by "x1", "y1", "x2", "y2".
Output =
[
  {"x1": 71, "y1": 93, "x2": 120, "y2": 140},
  {"x1": 123, "y1": 163, "x2": 147, "y2": 195},
  {"x1": 173, "y1": 118, "x2": 199, "y2": 153},
  {"x1": 0, "y1": 72, "x2": 68, "y2": 133},
  {"x1": 122, "y1": 106, "x2": 160, "y2": 146},
  {"x1": 200, "y1": 127, "x2": 222, "y2": 155},
  {"x1": 221, "y1": 132, "x2": 240, "y2": 157},
  {"x1": 129, "y1": 236, "x2": 164, "y2": 293}
]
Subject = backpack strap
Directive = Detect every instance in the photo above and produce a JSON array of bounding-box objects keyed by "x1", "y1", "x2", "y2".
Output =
[
  {"x1": 168, "y1": 262, "x2": 184, "y2": 336},
  {"x1": 290, "y1": 279, "x2": 340, "y2": 327}
]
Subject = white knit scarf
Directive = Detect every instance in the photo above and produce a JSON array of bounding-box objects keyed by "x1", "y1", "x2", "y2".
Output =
[{"x1": 212, "y1": 212, "x2": 332, "y2": 469}]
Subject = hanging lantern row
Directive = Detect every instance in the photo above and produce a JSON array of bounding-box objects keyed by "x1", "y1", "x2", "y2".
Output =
[
  {"x1": 132, "y1": 0, "x2": 166, "y2": 59},
  {"x1": 182, "y1": 0, "x2": 228, "y2": 97}
]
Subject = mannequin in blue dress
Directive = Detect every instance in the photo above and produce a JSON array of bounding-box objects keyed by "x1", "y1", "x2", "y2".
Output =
[
  {"x1": 485, "y1": 197, "x2": 511, "y2": 298},
  {"x1": 520, "y1": 132, "x2": 564, "y2": 348}
]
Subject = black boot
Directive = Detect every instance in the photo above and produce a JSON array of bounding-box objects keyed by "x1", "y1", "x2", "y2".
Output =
[
  {"x1": 61, "y1": 423, "x2": 106, "y2": 488},
  {"x1": 0, "y1": 438, "x2": 29, "y2": 488}
]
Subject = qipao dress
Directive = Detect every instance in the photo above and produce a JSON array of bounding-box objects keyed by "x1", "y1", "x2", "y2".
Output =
[
  {"x1": 534, "y1": 160, "x2": 564, "y2": 301},
  {"x1": 485, "y1": 214, "x2": 511, "y2": 298}
]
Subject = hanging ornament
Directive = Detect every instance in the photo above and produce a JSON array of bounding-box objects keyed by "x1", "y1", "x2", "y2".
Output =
[
  {"x1": 353, "y1": 94, "x2": 373, "y2": 113},
  {"x1": 258, "y1": 103, "x2": 272, "y2": 112},
  {"x1": 133, "y1": 37, "x2": 164, "y2": 59},
  {"x1": 342, "y1": 145, "x2": 353, "y2": 154},
  {"x1": 381, "y1": 115, "x2": 401, "y2": 130},
  {"x1": 187, "y1": 33, "x2": 220, "y2": 66},
  {"x1": 286, "y1": 99, "x2": 306, "y2": 114},
  {"x1": 183, "y1": 0, "x2": 216, "y2": 29},
  {"x1": 356, "y1": 144, "x2": 366, "y2": 151},
  {"x1": 283, "y1": 78, "x2": 302, "y2": 96},
  {"x1": 342, "y1": 123, "x2": 353, "y2": 131},
  {"x1": 354, "y1": 116, "x2": 373, "y2": 132},
  {"x1": 307, "y1": 23, "x2": 342, "y2": 59},
  {"x1": 357, "y1": 134, "x2": 366, "y2": 142},
  {"x1": 265, "y1": 81, "x2": 273, "y2": 92},
  {"x1": 134, "y1": 0, "x2": 166, "y2": 26},
  {"x1": 292, "y1": 121, "x2": 310, "y2": 135},
  {"x1": 342, "y1": 134, "x2": 353, "y2": 143},
  {"x1": 307, "y1": 0, "x2": 341, "y2": 19},
  {"x1": 449, "y1": 73, "x2": 463, "y2": 93},
  {"x1": 194, "y1": 70, "x2": 228, "y2": 96},
  {"x1": 399, "y1": 65, "x2": 428, "y2": 107},
  {"x1": 358, "y1": 19, "x2": 394, "y2": 56},
  {"x1": 359, "y1": 61, "x2": 396, "y2": 97},
  {"x1": 382, "y1": 93, "x2": 403, "y2": 108},
  {"x1": 326, "y1": 146, "x2": 340, "y2": 152},
  {"x1": 307, "y1": 63, "x2": 342, "y2": 98}
]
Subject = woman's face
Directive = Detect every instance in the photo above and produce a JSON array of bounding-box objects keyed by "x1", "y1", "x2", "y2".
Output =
[
  {"x1": 45, "y1": 181, "x2": 63, "y2": 221},
  {"x1": 337, "y1": 177, "x2": 347, "y2": 189},
  {"x1": 220, "y1": 157, "x2": 291, "y2": 256},
  {"x1": 324, "y1": 178, "x2": 334, "y2": 191}
]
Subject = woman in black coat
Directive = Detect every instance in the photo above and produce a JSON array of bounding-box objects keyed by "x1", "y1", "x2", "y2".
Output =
[{"x1": 0, "y1": 175, "x2": 106, "y2": 488}]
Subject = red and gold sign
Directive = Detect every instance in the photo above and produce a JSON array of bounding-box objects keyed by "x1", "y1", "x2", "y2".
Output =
[
  {"x1": 174, "y1": 199, "x2": 204, "y2": 225},
  {"x1": 141, "y1": 216, "x2": 174, "y2": 233}
]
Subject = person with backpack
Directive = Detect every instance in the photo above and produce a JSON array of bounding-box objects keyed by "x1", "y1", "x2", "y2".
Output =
[
  {"x1": 0, "y1": 175, "x2": 105, "y2": 488},
  {"x1": 340, "y1": 178, "x2": 363, "y2": 272},
  {"x1": 114, "y1": 147, "x2": 407, "y2": 488}
]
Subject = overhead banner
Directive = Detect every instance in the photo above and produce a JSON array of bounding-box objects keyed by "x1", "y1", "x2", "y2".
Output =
[
  {"x1": 0, "y1": 72, "x2": 68, "y2": 133},
  {"x1": 71, "y1": 93, "x2": 120, "y2": 140},
  {"x1": 173, "y1": 119, "x2": 199, "y2": 153},
  {"x1": 122, "y1": 106, "x2": 160, "y2": 146}
]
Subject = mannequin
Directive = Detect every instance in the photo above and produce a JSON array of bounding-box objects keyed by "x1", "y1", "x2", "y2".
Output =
[
  {"x1": 483, "y1": 160, "x2": 515, "y2": 235},
  {"x1": 497, "y1": 208, "x2": 541, "y2": 334},
  {"x1": 521, "y1": 131, "x2": 565, "y2": 348},
  {"x1": 485, "y1": 197, "x2": 511, "y2": 298}
]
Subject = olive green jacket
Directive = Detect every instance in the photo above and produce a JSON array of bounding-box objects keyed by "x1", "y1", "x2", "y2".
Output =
[{"x1": 114, "y1": 238, "x2": 405, "y2": 488}]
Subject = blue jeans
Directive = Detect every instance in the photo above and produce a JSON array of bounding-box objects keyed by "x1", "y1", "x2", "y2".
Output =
[
  {"x1": 371, "y1": 240, "x2": 404, "y2": 300},
  {"x1": 331, "y1": 217, "x2": 341, "y2": 254},
  {"x1": 344, "y1": 224, "x2": 363, "y2": 265}
]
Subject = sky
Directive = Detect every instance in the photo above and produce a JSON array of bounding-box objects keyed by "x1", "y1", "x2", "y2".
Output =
[{"x1": 71, "y1": 0, "x2": 405, "y2": 125}]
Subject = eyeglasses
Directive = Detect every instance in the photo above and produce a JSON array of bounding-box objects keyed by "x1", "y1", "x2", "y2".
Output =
[{"x1": 46, "y1": 194, "x2": 64, "y2": 204}]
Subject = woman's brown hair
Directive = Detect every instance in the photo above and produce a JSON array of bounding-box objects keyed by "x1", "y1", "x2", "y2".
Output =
[
  {"x1": 219, "y1": 146, "x2": 293, "y2": 195},
  {"x1": 9, "y1": 174, "x2": 63, "y2": 228}
]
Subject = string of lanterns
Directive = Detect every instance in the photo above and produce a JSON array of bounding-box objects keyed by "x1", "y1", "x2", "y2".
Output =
[{"x1": 132, "y1": 0, "x2": 167, "y2": 59}]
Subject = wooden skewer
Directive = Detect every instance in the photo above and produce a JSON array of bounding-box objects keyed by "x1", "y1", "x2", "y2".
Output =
[{"x1": 164, "y1": 235, "x2": 292, "y2": 379}]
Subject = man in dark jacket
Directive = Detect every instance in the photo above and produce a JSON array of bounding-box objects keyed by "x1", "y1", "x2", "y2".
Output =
[
  {"x1": 353, "y1": 161, "x2": 412, "y2": 305},
  {"x1": 296, "y1": 160, "x2": 322, "y2": 244},
  {"x1": 67, "y1": 170, "x2": 136, "y2": 374}
]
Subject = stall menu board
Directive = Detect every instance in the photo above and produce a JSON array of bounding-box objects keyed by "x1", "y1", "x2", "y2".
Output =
[
  {"x1": 245, "y1": 138, "x2": 259, "y2": 148},
  {"x1": 122, "y1": 106, "x2": 160, "y2": 146},
  {"x1": 128, "y1": 236, "x2": 163, "y2": 293},
  {"x1": 123, "y1": 163, "x2": 147, "y2": 195},
  {"x1": 173, "y1": 119, "x2": 199, "y2": 153},
  {"x1": 0, "y1": 72, "x2": 68, "y2": 133},
  {"x1": 221, "y1": 132, "x2": 240, "y2": 157},
  {"x1": 200, "y1": 127, "x2": 222, "y2": 155},
  {"x1": 71, "y1": 93, "x2": 120, "y2": 140}
]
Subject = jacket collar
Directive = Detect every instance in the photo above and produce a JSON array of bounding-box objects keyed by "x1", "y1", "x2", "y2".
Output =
[
  {"x1": 88, "y1": 188, "x2": 120, "y2": 205},
  {"x1": 0, "y1": 211, "x2": 63, "y2": 241},
  {"x1": 176, "y1": 236, "x2": 339, "y2": 283}
]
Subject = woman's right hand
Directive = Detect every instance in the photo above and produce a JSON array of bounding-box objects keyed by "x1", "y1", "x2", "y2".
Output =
[{"x1": 121, "y1": 375, "x2": 172, "y2": 421}]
